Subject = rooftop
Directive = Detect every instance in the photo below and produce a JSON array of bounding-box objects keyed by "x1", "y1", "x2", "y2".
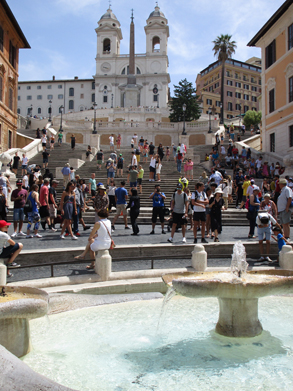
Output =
[{"x1": 200, "y1": 58, "x2": 261, "y2": 77}]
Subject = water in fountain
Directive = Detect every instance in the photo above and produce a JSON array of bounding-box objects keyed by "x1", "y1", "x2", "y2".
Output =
[
  {"x1": 231, "y1": 241, "x2": 248, "y2": 278},
  {"x1": 157, "y1": 286, "x2": 176, "y2": 332}
]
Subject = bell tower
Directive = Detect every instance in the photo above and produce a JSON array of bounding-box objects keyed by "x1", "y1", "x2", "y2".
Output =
[{"x1": 145, "y1": 4, "x2": 169, "y2": 56}]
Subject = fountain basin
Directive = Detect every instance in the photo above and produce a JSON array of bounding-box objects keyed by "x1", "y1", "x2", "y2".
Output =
[
  {"x1": 162, "y1": 270, "x2": 293, "y2": 338},
  {"x1": 0, "y1": 286, "x2": 49, "y2": 357}
]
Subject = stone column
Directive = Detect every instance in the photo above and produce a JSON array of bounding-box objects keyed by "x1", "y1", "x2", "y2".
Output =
[
  {"x1": 0, "y1": 259, "x2": 7, "y2": 285},
  {"x1": 191, "y1": 244, "x2": 207, "y2": 271},
  {"x1": 279, "y1": 245, "x2": 293, "y2": 270},
  {"x1": 95, "y1": 249, "x2": 112, "y2": 281}
]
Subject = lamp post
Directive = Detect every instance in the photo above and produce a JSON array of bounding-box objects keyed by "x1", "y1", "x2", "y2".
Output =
[
  {"x1": 49, "y1": 100, "x2": 52, "y2": 122},
  {"x1": 182, "y1": 103, "x2": 187, "y2": 135},
  {"x1": 157, "y1": 93, "x2": 159, "y2": 109},
  {"x1": 59, "y1": 105, "x2": 64, "y2": 132},
  {"x1": 208, "y1": 106, "x2": 212, "y2": 133},
  {"x1": 93, "y1": 102, "x2": 98, "y2": 134},
  {"x1": 220, "y1": 102, "x2": 223, "y2": 124},
  {"x1": 30, "y1": 104, "x2": 33, "y2": 117},
  {"x1": 111, "y1": 94, "x2": 114, "y2": 108}
]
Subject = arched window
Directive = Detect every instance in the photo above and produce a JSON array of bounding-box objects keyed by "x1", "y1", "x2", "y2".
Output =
[
  {"x1": 121, "y1": 66, "x2": 141, "y2": 75},
  {"x1": 103, "y1": 38, "x2": 111, "y2": 53},
  {"x1": 69, "y1": 100, "x2": 74, "y2": 110},
  {"x1": 38, "y1": 107, "x2": 41, "y2": 114},
  {"x1": 92, "y1": 81, "x2": 95, "y2": 90},
  {"x1": 17, "y1": 108, "x2": 21, "y2": 114},
  {"x1": 92, "y1": 93, "x2": 95, "y2": 102},
  {"x1": 152, "y1": 36, "x2": 160, "y2": 52},
  {"x1": 69, "y1": 88, "x2": 74, "y2": 97}
]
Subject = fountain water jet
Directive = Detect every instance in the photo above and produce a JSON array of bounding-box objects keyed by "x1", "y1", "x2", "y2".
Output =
[{"x1": 162, "y1": 242, "x2": 293, "y2": 338}]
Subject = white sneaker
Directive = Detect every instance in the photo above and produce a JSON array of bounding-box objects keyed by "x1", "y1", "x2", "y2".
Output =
[
  {"x1": 50, "y1": 227, "x2": 57, "y2": 232},
  {"x1": 167, "y1": 237, "x2": 173, "y2": 243},
  {"x1": 17, "y1": 231, "x2": 26, "y2": 237},
  {"x1": 11, "y1": 232, "x2": 17, "y2": 238},
  {"x1": 34, "y1": 233, "x2": 42, "y2": 238},
  {"x1": 26, "y1": 234, "x2": 33, "y2": 238},
  {"x1": 72, "y1": 235, "x2": 78, "y2": 240},
  {"x1": 182, "y1": 237, "x2": 186, "y2": 243},
  {"x1": 60, "y1": 235, "x2": 65, "y2": 239},
  {"x1": 258, "y1": 256, "x2": 265, "y2": 262}
]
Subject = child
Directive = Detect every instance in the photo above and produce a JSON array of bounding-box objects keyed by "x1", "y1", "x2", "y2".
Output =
[
  {"x1": 0, "y1": 220, "x2": 23, "y2": 278},
  {"x1": 70, "y1": 167, "x2": 75, "y2": 180},
  {"x1": 272, "y1": 226, "x2": 291, "y2": 262}
]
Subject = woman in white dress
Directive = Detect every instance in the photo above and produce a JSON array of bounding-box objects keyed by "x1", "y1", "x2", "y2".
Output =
[
  {"x1": 75, "y1": 209, "x2": 111, "y2": 269},
  {"x1": 156, "y1": 158, "x2": 162, "y2": 182}
]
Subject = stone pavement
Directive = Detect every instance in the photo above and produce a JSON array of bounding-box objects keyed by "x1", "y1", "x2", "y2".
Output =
[{"x1": 7, "y1": 223, "x2": 287, "y2": 284}]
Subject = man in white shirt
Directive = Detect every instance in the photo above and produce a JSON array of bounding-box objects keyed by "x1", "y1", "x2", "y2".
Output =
[
  {"x1": 192, "y1": 182, "x2": 209, "y2": 244},
  {"x1": 109, "y1": 134, "x2": 114, "y2": 152},
  {"x1": 149, "y1": 156, "x2": 156, "y2": 181},
  {"x1": 209, "y1": 168, "x2": 223, "y2": 186},
  {"x1": 0, "y1": 220, "x2": 23, "y2": 278},
  {"x1": 277, "y1": 178, "x2": 292, "y2": 239},
  {"x1": 131, "y1": 151, "x2": 137, "y2": 167}
]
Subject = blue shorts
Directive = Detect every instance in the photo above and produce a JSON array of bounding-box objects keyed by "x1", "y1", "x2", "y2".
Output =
[
  {"x1": 257, "y1": 225, "x2": 271, "y2": 241},
  {"x1": 130, "y1": 181, "x2": 137, "y2": 188},
  {"x1": 21, "y1": 165, "x2": 27, "y2": 169},
  {"x1": 13, "y1": 208, "x2": 24, "y2": 221},
  {"x1": 107, "y1": 171, "x2": 115, "y2": 178},
  {"x1": 0, "y1": 243, "x2": 20, "y2": 258}
]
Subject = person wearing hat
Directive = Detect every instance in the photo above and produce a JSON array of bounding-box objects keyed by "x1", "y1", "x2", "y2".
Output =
[
  {"x1": 94, "y1": 185, "x2": 109, "y2": 223},
  {"x1": 277, "y1": 178, "x2": 292, "y2": 239},
  {"x1": 168, "y1": 183, "x2": 189, "y2": 243},
  {"x1": 260, "y1": 193, "x2": 277, "y2": 219},
  {"x1": 247, "y1": 185, "x2": 261, "y2": 238},
  {"x1": 61, "y1": 163, "x2": 71, "y2": 189},
  {"x1": 0, "y1": 220, "x2": 23, "y2": 278},
  {"x1": 10, "y1": 180, "x2": 28, "y2": 238},
  {"x1": 209, "y1": 188, "x2": 224, "y2": 242}
]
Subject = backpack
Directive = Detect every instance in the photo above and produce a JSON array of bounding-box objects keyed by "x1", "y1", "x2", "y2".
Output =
[
  {"x1": 24, "y1": 193, "x2": 33, "y2": 216},
  {"x1": 245, "y1": 198, "x2": 250, "y2": 210},
  {"x1": 84, "y1": 185, "x2": 89, "y2": 193}
]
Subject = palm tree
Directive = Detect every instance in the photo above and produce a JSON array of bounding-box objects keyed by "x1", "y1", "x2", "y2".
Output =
[{"x1": 212, "y1": 34, "x2": 237, "y2": 124}]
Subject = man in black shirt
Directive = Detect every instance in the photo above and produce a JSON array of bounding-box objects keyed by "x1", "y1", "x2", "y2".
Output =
[
  {"x1": 42, "y1": 149, "x2": 50, "y2": 169},
  {"x1": 149, "y1": 142, "x2": 155, "y2": 158},
  {"x1": 97, "y1": 149, "x2": 104, "y2": 170}
]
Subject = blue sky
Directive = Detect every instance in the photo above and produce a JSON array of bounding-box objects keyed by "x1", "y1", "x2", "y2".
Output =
[{"x1": 8, "y1": 0, "x2": 284, "y2": 94}]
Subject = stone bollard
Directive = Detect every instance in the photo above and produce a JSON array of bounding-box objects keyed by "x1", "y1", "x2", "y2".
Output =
[
  {"x1": 95, "y1": 249, "x2": 112, "y2": 281},
  {"x1": 0, "y1": 259, "x2": 7, "y2": 285},
  {"x1": 279, "y1": 245, "x2": 293, "y2": 270},
  {"x1": 191, "y1": 244, "x2": 207, "y2": 271}
]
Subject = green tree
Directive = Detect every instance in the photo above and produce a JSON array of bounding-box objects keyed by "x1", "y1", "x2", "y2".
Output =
[
  {"x1": 212, "y1": 34, "x2": 237, "y2": 124},
  {"x1": 243, "y1": 110, "x2": 262, "y2": 129},
  {"x1": 169, "y1": 78, "x2": 201, "y2": 122}
]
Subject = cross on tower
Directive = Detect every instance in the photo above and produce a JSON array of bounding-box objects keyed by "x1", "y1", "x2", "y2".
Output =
[
  {"x1": 108, "y1": 0, "x2": 111, "y2": 9},
  {"x1": 131, "y1": 8, "x2": 134, "y2": 22}
]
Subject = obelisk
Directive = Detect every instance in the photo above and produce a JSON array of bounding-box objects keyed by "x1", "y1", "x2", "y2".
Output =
[{"x1": 124, "y1": 9, "x2": 141, "y2": 107}]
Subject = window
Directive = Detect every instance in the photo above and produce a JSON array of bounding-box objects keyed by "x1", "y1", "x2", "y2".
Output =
[
  {"x1": 289, "y1": 76, "x2": 293, "y2": 103},
  {"x1": 37, "y1": 86, "x2": 41, "y2": 90},
  {"x1": 9, "y1": 88, "x2": 13, "y2": 110},
  {"x1": 227, "y1": 80, "x2": 233, "y2": 86},
  {"x1": 37, "y1": 95, "x2": 42, "y2": 100},
  {"x1": 0, "y1": 25, "x2": 3, "y2": 52},
  {"x1": 236, "y1": 104, "x2": 241, "y2": 110},
  {"x1": 58, "y1": 94, "x2": 63, "y2": 99},
  {"x1": 47, "y1": 85, "x2": 52, "y2": 89},
  {"x1": 251, "y1": 96, "x2": 257, "y2": 102},
  {"x1": 38, "y1": 108, "x2": 41, "y2": 114},
  {"x1": 80, "y1": 94, "x2": 84, "y2": 99},
  {"x1": 206, "y1": 98, "x2": 212, "y2": 105},
  {"x1": 92, "y1": 93, "x2": 95, "y2": 102},
  {"x1": 288, "y1": 24, "x2": 293, "y2": 50},
  {"x1": 228, "y1": 102, "x2": 233, "y2": 111},
  {"x1": 81, "y1": 84, "x2": 84, "y2": 88},
  {"x1": 17, "y1": 108, "x2": 20, "y2": 114},
  {"x1": 103, "y1": 96, "x2": 108, "y2": 103},
  {"x1": 226, "y1": 70, "x2": 231, "y2": 77},
  {"x1": 18, "y1": 96, "x2": 20, "y2": 101},
  {"x1": 69, "y1": 100, "x2": 74, "y2": 110},
  {"x1": 27, "y1": 86, "x2": 31, "y2": 90},
  {"x1": 244, "y1": 84, "x2": 249, "y2": 90},
  {"x1": 58, "y1": 85, "x2": 62, "y2": 89},
  {"x1": 290, "y1": 125, "x2": 293, "y2": 147},
  {"x1": 235, "y1": 82, "x2": 241, "y2": 88},
  {"x1": 251, "y1": 86, "x2": 257, "y2": 92},
  {"x1": 270, "y1": 133, "x2": 275, "y2": 152},
  {"x1": 47, "y1": 95, "x2": 53, "y2": 99},
  {"x1": 92, "y1": 81, "x2": 95, "y2": 90},
  {"x1": 227, "y1": 91, "x2": 233, "y2": 97},
  {"x1": 251, "y1": 77, "x2": 255, "y2": 83},
  {"x1": 244, "y1": 105, "x2": 249, "y2": 113},
  {"x1": 265, "y1": 40, "x2": 276, "y2": 69},
  {"x1": 103, "y1": 38, "x2": 111, "y2": 53},
  {"x1": 209, "y1": 86, "x2": 213, "y2": 92},
  {"x1": 0, "y1": 77, "x2": 2, "y2": 101},
  {"x1": 27, "y1": 96, "x2": 32, "y2": 100},
  {"x1": 244, "y1": 94, "x2": 249, "y2": 101},
  {"x1": 259, "y1": 79, "x2": 262, "y2": 85},
  {"x1": 235, "y1": 92, "x2": 241, "y2": 99},
  {"x1": 69, "y1": 88, "x2": 74, "y2": 96},
  {"x1": 243, "y1": 75, "x2": 248, "y2": 81},
  {"x1": 235, "y1": 73, "x2": 239, "y2": 79},
  {"x1": 153, "y1": 94, "x2": 158, "y2": 102},
  {"x1": 216, "y1": 101, "x2": 221, "y2": 107},
  {"x1": 9, "y1": 41, "x2": 16, "y2": 68},
  {"x1": 269, "y1": 89, "x2": 275, "y2": 113},
  {"x1": 152, "y1": 36, "x2": 160, "y2": 52},
  {"x1": 214, "y1": 82, "x2": 219, "y2": 88},
  {"x1": 9, "y1": 131, "x2": 12, "y2": 149},
  {"x1": 18, "y1": 86, "x2": 20, "y2": 90},
  {"x1": 252, "y1": 107, "x2": 257, "y2": 111}
]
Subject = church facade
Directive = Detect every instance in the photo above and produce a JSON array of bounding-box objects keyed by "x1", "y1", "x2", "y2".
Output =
[{"x1": 17, "y1": 5, "x2": 171, "y2": 117}]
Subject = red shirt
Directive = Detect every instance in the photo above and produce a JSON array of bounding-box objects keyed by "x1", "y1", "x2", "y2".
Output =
[{"x1": 39, "y1": 185, "x2": 49, "y2": 206}]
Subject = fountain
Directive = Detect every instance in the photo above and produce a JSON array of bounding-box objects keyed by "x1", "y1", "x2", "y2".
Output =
[
  {"x1": 0, "y1": 286, "x2": 49, "y2": 357},
  {"x1": 162, "y1": 242, "x2": 293, "y2": 337}
]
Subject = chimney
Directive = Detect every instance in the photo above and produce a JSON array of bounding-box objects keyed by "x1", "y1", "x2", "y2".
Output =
[{"x1": 52, "y1": 76, "x2": 55, "y2": 81}]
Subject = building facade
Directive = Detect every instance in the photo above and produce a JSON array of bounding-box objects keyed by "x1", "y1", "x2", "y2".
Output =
[
  {"x1": 17, "y1": 5, "x2": 171, "y2": 118},
  {"x1": 248, "y1": 0, "x2": 293, "y2": 158},
  {"x1": 0, "y1": 0, "x2": 30, "y2": 151},
  {"x1": 195, "y1": 58, "x2": 262, "y2": 122}
]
